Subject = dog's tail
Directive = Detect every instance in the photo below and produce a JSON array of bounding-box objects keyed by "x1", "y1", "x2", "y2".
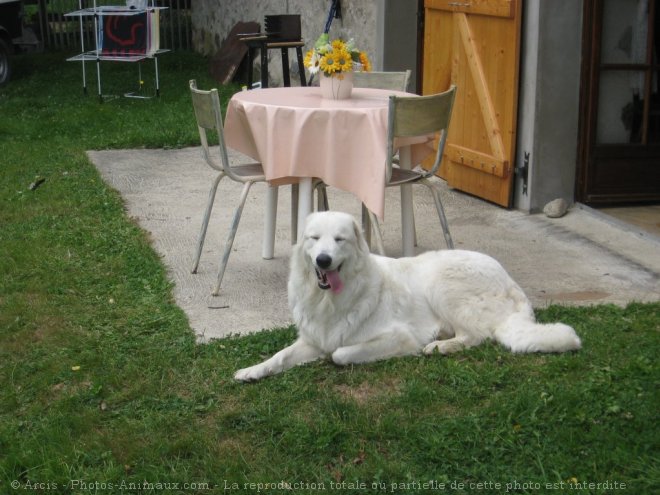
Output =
[{"x1": 494, "y1": 312, "x2": 581, "y2": 353}]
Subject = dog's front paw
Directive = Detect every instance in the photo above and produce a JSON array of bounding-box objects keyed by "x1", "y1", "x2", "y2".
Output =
[{"x1": 234, "y1": 364, "x2": 269, "y2": 382}]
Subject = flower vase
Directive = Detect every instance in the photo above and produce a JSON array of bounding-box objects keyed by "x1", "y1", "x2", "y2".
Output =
[{"x1": 320, "y1": 72, "x2": 354, "y2": 100}]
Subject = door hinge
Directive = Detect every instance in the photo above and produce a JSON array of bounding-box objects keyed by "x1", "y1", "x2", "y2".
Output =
[{"x1": 515, "y1": 152, "x2": 529, "y2": 196}]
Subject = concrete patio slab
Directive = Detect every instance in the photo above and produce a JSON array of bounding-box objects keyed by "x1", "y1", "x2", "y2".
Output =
[{"x1": 89, "y1": 147, "x2": 660, "y2": 341}]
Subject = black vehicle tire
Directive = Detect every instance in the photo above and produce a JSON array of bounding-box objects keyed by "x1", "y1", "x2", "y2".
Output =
[{"x1": 0, "y1": 37, "x2": 13, "y2": 86}]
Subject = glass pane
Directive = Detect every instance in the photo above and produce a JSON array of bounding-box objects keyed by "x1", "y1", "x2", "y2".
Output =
[
  {"x1": 601, "y1": 0, "x2": 649, "y2": 64},
  {"x1": 650, "y1": 70, "x2": 660, "y2": 144},
  {"x1": 597, "y1": 70, "x2": 646, "y2": 144}
]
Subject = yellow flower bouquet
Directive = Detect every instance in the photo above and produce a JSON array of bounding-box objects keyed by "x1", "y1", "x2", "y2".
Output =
[
  {"x1": 304, "y1": 34, "x2": 371, "y2": 77},
  {"x1": 304, "y1": 34, "x2": 371, "y2": 99}
]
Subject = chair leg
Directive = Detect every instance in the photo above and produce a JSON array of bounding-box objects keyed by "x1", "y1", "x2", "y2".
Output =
[
  {"x1": 315, "y1": 182, "x2": 329, "y2": 211},
  {"x1": 291, "y1": 184, "x2": 299, "y2": 245},
  {"x1": 421, "y1": 179, "x2": 454, "y2": 249},
  {"x1": 191, "y1": 173, "x2": 225, "y2": 274},
  {"x1": 412, "y1": 208, "x2": 418, "y2": 247},
  {"x1": 361, "y1": 203, "x2": 372, "y2": 248},
  {"x1": 368, "y1": 210, "x2": 386, "y2": 256},
  {"x1": 262, "y1": 185, "x2": 278, "y2": 260},
  {"x1": 212, "y1": 181, "x2": 254, "y2": 296}
]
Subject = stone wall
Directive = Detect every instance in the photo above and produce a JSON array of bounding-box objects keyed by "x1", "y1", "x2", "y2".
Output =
[{"x1": 192, "y1": 0, "x2": 380, "y2": 87}]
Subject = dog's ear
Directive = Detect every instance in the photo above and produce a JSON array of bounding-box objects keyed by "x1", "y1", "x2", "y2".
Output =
[
  {"x1": 291, "y1": 239, "x2": 306, "y2": 268},
  {"x1": 352, "y1": 218, "x2": 370, "y2": 254},
  {"x1": 289, "y1": 240, "x2": 307, "y2": 287}
]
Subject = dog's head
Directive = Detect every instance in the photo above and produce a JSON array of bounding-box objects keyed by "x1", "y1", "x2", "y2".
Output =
[{"x1": 294, "y1": 211, "x2": 370, "y2": 295}]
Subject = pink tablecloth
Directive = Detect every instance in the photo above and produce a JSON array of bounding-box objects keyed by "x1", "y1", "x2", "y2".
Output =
[{"x1": 223, "y1": 86, "x2": 434, "y2": 219}]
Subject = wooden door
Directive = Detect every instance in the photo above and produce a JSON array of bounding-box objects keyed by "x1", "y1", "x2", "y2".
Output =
[
  {"x1": 422, "y1": 0, "x2": 522, "y2": 207},
  {"x1": 577, "y1": 0, "x2": 660, "y2": 205}
]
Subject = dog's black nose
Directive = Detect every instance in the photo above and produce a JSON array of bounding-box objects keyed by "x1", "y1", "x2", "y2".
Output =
[{"x1": 316, "y1": 253, "x2": 332, "y2": 269}]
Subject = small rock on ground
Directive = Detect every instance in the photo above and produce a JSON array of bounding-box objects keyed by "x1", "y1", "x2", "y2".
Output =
[{"x1": 543, "y1": 198, "x2": 569, "y2": 218}]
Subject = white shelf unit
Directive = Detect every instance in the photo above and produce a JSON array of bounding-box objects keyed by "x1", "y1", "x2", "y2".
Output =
[{"x1": 65, "y1": 1, "x2": 169, "y2": 100}]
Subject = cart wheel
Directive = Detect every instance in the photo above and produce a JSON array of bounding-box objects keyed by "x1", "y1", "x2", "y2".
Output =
[{"x1": 0, "y1": 38, "x2": 13, "y2": 86}]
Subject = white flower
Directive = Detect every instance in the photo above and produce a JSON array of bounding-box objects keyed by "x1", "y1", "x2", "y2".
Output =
[{"x1": 307, "y1": 51, "x2": 320, "y2": 74}]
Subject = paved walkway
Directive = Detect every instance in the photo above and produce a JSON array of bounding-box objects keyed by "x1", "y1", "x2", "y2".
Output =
[{"x1": 89, "y1": 147, "x2": 660, "y2": 341}]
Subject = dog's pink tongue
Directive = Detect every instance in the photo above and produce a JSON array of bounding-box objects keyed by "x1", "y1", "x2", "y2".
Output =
[{"x1": 326, "y1": 270, "x2": 344, "y2": 294}]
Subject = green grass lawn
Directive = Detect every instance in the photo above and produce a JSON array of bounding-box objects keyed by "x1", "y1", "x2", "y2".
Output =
[{"x1": 1, "y1": 51, "x2": 659, "y2": 495}]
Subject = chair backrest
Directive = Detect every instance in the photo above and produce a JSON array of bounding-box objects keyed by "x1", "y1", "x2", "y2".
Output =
[
  {"x1": 353, "y1": 70, "x2": 411, "y2": 92},
  {"x1": 189, "y1": 79, "x2": 240, "y2": 180},
  {"x1": 387, "y1": 85, "x2": 457, "y2": 179}
]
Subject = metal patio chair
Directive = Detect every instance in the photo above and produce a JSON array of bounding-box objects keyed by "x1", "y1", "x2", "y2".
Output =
[
  {"x1": 353, "y1": 69, "x2": 412, "y2": 92},
  {"x1": 189, "y1": 79, "x2": 269, "y2": 296},
  {"x1": 368, "y1": 85, "x2": 457, "y2": 255}
]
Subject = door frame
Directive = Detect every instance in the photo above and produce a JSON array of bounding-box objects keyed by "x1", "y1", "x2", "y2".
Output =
[
  {"x1": 577, "y1": 0, "x2": 660, "y2": 205},
  {"x1": 416, "y1": 0, "x2": 425, "y2": 95}
]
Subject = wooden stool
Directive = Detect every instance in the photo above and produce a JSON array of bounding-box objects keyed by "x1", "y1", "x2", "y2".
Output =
[{"x1": 241, "y1": 37, "x2": 307, "y2": 88}]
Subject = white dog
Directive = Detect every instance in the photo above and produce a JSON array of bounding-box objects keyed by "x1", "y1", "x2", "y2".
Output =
[{"x1": 235, "y1": 211, "x2": 581, "y2": 381}]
